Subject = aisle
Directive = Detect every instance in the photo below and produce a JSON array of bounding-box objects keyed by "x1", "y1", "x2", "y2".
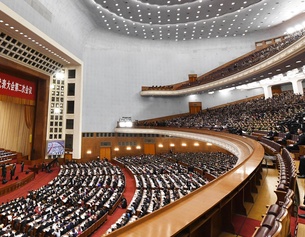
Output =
[{"x1": 91, "y1": 167, "x2": 136, "y2": 236}]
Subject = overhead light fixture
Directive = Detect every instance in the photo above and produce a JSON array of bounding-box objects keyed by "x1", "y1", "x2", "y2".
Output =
[
  {"x1": 54, "y1": 108, "x2": 61, "y2": 114},
  {"x1": 219, "y1": 87, "x2": 235, "y2": 92}
]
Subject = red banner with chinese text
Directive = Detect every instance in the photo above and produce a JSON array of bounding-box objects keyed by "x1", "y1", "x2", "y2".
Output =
[{"x1": 0, "y1": 72, "x2": 36, "y2": 101}]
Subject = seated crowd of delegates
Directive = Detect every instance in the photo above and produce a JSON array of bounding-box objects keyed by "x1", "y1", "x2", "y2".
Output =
[
  {"x1": 140, "y1": 91, "x2": 305, "y2": 135},
  {"x1": 106, "y1": 152, "x2": 238, "y2": 234},
  {"x1": 169, "y1": 152, "x2": 238, "y2": 178},
  {"x1": 0, "y1": 160, "x2": 124, "y2": 237}
]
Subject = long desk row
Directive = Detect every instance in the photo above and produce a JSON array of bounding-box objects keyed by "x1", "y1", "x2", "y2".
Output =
[{"x1": 107, "y1": 128, "x2": 265, "y2": 237}]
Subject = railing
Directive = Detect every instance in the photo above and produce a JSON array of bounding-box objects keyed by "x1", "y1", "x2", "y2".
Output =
[
  {"x1": 107, "y1": 127, "x2": 264, "y2": 237},
  {"x1": 141, "y1": 29, "x2": 305, "y2": 96}
]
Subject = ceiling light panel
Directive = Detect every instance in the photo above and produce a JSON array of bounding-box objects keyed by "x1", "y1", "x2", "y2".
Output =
[
  {"x1": 137, "y1": 0, "x2": 196, "y2": 6},
  {"x1": 86, "y1": 0, "x2": 305, "y2": 41}
]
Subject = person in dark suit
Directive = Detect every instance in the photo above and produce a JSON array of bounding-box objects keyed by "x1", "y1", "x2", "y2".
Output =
[
  {"x1": 288, "y1": 128, "x2": 305, "y2": 178},
  {"x1": 276, "y1": 126, "x2": 292, "y2": 146},
  {"x1": 287, "y1": 127, "x2": 305, "y2": 152},
  {"x1": 2, "y1": 164, "x2": 6, "y2": 180},
  {"x1": 10, "y1": 168, "x2": 14, "y2": 180},
  {"x1": 21, "y1": 161, "x2": 25, "y2": 172},
  {"x1": 264, "y1": 127, "x2": 278, "y2": 140}
]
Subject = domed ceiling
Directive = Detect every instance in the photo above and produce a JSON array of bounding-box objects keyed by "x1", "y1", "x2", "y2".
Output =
[{"x1": 83, "y1": 0, "x2": 305, "y2": 41}]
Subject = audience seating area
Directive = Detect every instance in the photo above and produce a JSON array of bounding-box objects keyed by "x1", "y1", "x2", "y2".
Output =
[
  {"x1": 139, "y1": 91, "x2": 305, "y2": 136},
  {"x1": 106, "y1": 152, "x2": 237, "y2": 234},
  {"x1": 0, "y1": 160, "x2": 125, "y2": 237},
  {"x1": 137, "y1": 89, "x2": 305, "y2": 236}
]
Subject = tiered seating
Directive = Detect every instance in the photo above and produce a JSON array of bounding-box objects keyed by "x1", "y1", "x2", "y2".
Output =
[
  {"x1": 274, "y1": 148, "x2": 297, "y2": 202},
  {"x1": 260, "y1": 137, "x2": 282, "y2": 154},
  {"x1": 0, "y1": 160, "x2": 125, "y2": 237},
  {"x1": 257, "y1": 137, "x2": 283, "y2": 168},
  {"x1": 108, "y1": 152, "x2": 236, "y2": 234},
  {"x1": 252, "y1": 148, "x2": 296, "y2": 237}
]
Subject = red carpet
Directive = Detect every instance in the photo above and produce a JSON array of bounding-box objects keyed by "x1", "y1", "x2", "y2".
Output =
[
  {"x1": 291, "y1": 207, "x2": 305, "y2": 237},
  {"x1": 1, "y1": 163, "x2": 31, "y2": 186},
  {"x1": 0, "y1": 163, "x2": 60, "y2": 202},
  {"x1": 233, "y1": 214, "x2": 261, "y2": 237}
]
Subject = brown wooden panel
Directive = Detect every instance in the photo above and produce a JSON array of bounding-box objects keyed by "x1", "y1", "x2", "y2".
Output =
[
  {"x1": 144, "y1": 143, "x2": 155, "y2": 155},
  {"x1": 64, "y1": 153, "x2": 72, "y2": 161},
  {"x1": 100, "y1": 147, "x2": 111, "y2": 160},
  {"x1": 81, "y1": 135, "x2": 228, "y2": 159},
  {"x1": 31, "y1": 78, "x2": 49, "y2": 160},
  {"x1": 188, "y1": 74, "x2": 197, "y2": 83},
  {"x1": 189, "y1": 102, "x2": 202, "y2": 114}
]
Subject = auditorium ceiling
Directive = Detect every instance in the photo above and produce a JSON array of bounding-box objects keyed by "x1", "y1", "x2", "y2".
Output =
[{"x1": 83, "y1": 0, "x2": 305, "y2": 41}]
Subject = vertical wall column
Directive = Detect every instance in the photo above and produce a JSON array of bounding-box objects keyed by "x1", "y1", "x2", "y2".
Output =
[
  {"x1": 291, "y1": 78, "x2": 304, "y2": 95},
  {"x1": 46, "y1": 66, "x2": 82, "y2": 159},
  {"x1": 262, "y1": 85, "x2": 273, "y2": 99},
  {"x1": 72, "y1": 65, "x2": 83, "y2": 159}
]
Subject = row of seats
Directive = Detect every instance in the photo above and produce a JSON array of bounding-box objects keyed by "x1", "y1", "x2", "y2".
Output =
[
  {"x1": 107, "y1": 152, "x2": 235, "y2": 234},
  {"x1": 252, "y1": 147, "x2": 296, "y2": 237},
  {"x1": 0, "y1": 160, "x2": 125, "y2": 237}
]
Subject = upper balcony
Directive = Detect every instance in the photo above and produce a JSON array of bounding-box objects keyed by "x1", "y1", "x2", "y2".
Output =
[{"x1": 141, "y1": 30, "x2": 305, "y2": 96}]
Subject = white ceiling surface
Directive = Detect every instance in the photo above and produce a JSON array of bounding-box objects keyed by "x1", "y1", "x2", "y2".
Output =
[{"x1": 83, "y1": 0, "x2": 305, "y2": 41}]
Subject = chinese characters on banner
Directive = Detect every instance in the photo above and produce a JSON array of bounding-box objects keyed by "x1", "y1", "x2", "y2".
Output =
[{"x1": 0, "y1": 72, "x2": 36, "y2": 101}]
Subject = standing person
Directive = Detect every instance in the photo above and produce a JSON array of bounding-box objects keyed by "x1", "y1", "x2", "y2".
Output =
[
  {"x1": 2, "y1": 164, "x2": 6, "y2": 181},
  {"x1": 10, "y1": 167, "x2": 14, "y2": 180},
  {"x1": 288, "y1": 127, "x2": 305, "y2": 178},
  {"x1": 12, "y1": 163, "x2": 16, "y2": 176},
  {"x1": 21, "y1": 161, "x2": 24, "y2": 172}
]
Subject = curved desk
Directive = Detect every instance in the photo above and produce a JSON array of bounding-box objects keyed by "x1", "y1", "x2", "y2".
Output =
[{"x1": 109, "y1": 128, "x2": 265, "y2": 237}]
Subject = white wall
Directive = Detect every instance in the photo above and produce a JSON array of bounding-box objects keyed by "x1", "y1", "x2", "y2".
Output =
[
  {"x1": 82, "y1": 30, "x2": 267, "y2": 132},
  {"x1": 0, "y1": 0, "x2": 94, "y2": 59}
]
